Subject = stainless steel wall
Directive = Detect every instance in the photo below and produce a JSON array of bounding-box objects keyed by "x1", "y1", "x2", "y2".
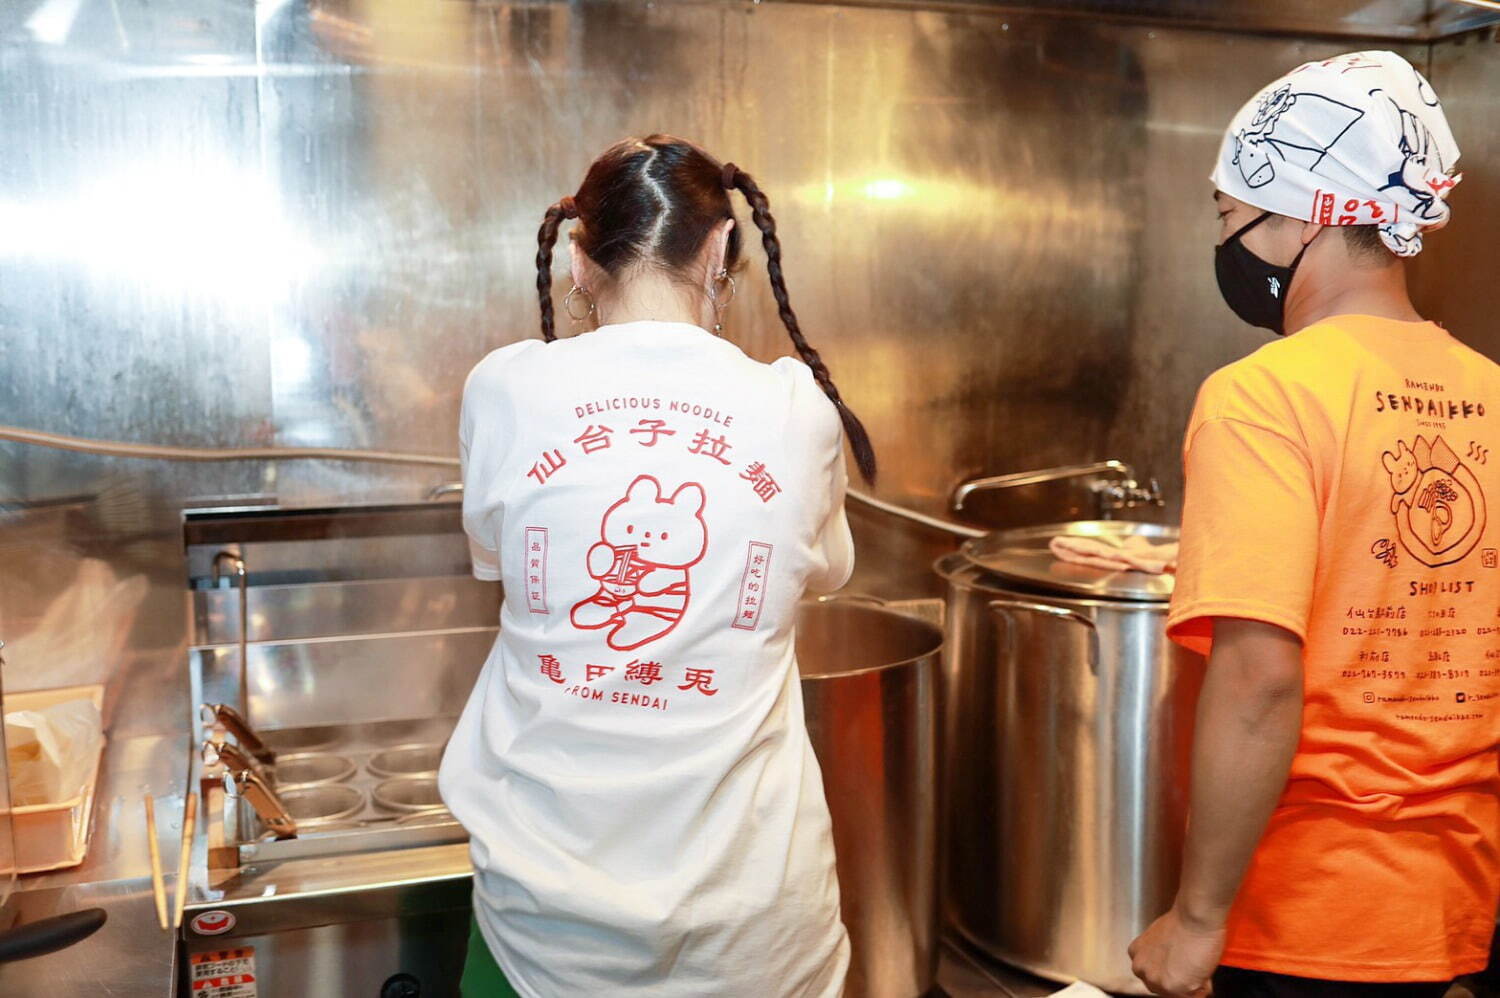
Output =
[
  {"x1": 1412, "y1": 28, "x2": 1500, "y2": 344},
  {"x1": 0, "y1": 2, "x2": 1494, "y2": 727}
]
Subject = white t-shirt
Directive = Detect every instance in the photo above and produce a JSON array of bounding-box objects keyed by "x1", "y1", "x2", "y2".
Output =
[{"x1": 439, "y1": 320, "x2": 855, "y2": 998}]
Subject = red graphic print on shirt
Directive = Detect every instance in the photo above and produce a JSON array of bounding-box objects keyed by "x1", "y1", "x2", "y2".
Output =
[
  {"x1": 570, "y1": 475, "x2": 709, "y2": 651},
  {"x1": 1382, "y1": 434, "x2": 1489, "y2": 567},
  {"x1": 732, "y1": 541, "x2": 773, "y2": 631}
]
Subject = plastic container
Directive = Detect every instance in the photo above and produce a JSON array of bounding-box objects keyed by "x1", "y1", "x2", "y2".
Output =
[{"x1": 4, "y1": 684, "x2": 106, "y2": 873}]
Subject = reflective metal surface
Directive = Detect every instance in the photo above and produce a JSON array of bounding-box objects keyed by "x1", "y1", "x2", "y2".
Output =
[
  {"x1": 367, "y1": 744, "x2": 445, "y2": 779},
  {"x1": 181, "y1": 840, "x2": 472, "y2": 997},
  {"x1": 0, "y1": 729, "x2": 187, "y2": 994},
  {"x1": 194, "y1": 574, "x2": 500, "y2": 645},
  {"x1": 272, "y1": 752, "x2": 356, "y2": 789},
  {"x1": 1412, "y1": 28, "x2": 1500, "y2": 357},
  {"x1": 798, "y1": 601, "x2": 943, "y2": 998},
  {"x1": 189, "y1": 911, "x2": 469, "y2": 998},
  {"x1": 0, "y1": 877, "x2": 176, "y2": 997},
  {"x1": 210, "y1": 552, "x2": 250, "y2": 715},
  {"x1": 397, "y1": 808, "x2": 457, "y2": 828},
  {"x1": 279, "y1": 784, "x2": 363, "y2": 828},
  {"x1": 961, "y1": 520, "x2": 1179, "y2": 601},
  {"x1": 181, "y1": 718, "x2": 472, "y2": 993},
  {"x1": 194, "y1": 627, "x2": 493, "y2": 731},
  {"x1": 261, "y1": 726, "x2": 341, "y2": 755},
  {"x1": 1, "y1": 4, "x2": 1496, "y2": 992},
  {"x1": 937, "y1": 553, "x2": 1205, "y2": 994},
  {"x1": 210, "y1": 717, "x2": 464, "y2": 867},
  {"x1": 773, "y1": 0, "x2": 1500, "y2": 40},
  {"x1": 200, "y1": 703, "x2": 275, "y2": 765},
  {"x1": 371, "y1": 777, "x2": 444, "y2": 814},
  {"x1": 208, "y1": 740, "x2": 299, "y2": 838},
  {"x1": 0, "y1": 644, "x2": 15, "y2": 912},
  {"x1": 953, "y1": 461, "x2": 1134, "y2": 513},
  {"x1": 0, "y1": 0, "x2": 1448, "y2": 674}
]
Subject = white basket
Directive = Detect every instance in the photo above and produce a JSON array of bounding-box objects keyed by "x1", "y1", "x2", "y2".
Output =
[{"x1": 4, "y1": 684, "x2": 106, "y2": 873}]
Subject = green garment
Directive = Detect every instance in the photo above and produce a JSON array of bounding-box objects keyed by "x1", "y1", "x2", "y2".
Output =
[{"x1": 461, "y1": 915, "x2": 521, "y2": 998}]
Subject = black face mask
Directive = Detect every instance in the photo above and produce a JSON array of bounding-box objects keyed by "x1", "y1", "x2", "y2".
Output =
[{"x1": 1214, "y1": 212, "x2": 1310, "y2": 337}]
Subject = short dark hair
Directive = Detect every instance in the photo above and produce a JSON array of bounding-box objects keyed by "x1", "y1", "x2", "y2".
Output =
[{"x1": 1341, "y1": 224, "x2": 1390, "y2": 262}]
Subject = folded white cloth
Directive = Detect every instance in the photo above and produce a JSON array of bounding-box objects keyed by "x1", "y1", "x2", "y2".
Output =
[{"x1": 1049, "y1": 534, "x2": 1179, "y2": 575}]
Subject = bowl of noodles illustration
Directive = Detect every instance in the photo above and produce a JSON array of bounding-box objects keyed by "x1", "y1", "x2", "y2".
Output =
[{"x1": 1383, "y1": 435, "x2": 1487, "y2": 568}]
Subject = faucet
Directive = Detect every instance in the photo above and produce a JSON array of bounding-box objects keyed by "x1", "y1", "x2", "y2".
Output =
[
  {"x1": 953, "y1": 460, "x2": 1164, "y2": 521},
  {"x1": 211, "y1": 551, "x2": 250, "y2": 719},
  {"x1": 202, "y1": 740, "x2": 296, "y2": 839},
  {"x1": 1094, "y1": 476, "x2": 1165, "y2": 516},
  {"x1": 200, "y1": 703, "x2": 275, "y2": 766},
  {"x1": 953, "y1": 461, "x2": 1136, "y2": 512}
]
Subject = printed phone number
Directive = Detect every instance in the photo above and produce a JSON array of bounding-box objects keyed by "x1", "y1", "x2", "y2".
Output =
[
  {"x1": 1339, "y1": 669, "x2": 1408, "y2": 680},
  {"x1": 1341, "y1": 627, "x2": 1409, "y2": 638}
]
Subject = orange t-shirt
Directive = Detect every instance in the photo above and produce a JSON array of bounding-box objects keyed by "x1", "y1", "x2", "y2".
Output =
[{"x1": 1169, "y1": 315, "x2": 1500, "y2": 982}]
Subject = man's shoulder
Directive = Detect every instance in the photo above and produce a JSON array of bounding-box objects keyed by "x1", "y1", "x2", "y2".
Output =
[
  {"x1": 1199, "y1": 322, "x2": 1370, "y2": 409},
  {"x1": 1198, "y1": 344, "x2": 1302, "y2": 420}
]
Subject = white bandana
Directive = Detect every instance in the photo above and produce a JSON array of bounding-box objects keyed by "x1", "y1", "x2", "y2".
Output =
[{"x1": 1212, "y1": 50, "x2": 1462, "y2": 258}]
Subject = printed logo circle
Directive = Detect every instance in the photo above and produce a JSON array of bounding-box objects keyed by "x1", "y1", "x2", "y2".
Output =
[
  {"x1": 190, "y1": 910, "x2": 237, "y2": 936},
  {"x1": 1383, "y1": 435, "x2": 1489, "y2": 568}
]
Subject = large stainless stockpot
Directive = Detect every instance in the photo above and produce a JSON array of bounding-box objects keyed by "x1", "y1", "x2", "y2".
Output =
[
  {"x1": 936, "y1": 522, "x2": 1205, "y2": 994},
  {"x1": 798, "y1": 600, "x2": 942, "y2": 998}
]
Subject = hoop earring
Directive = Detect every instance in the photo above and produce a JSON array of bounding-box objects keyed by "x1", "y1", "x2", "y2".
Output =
[
  {"x1": 563, "y1": 284, "x2": 596, "y2": 323},
  {"x1": 709, "y1": 269, "x2": 736, "y2": 334}
]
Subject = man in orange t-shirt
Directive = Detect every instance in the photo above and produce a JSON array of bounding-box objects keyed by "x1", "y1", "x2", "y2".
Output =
[{"x1": 1130, "y1": 51, "x2": 1500, "y2": 998}]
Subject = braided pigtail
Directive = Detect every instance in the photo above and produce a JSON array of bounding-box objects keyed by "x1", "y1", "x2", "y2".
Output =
[
  {"x1": 536, "y1": 196, "x2": 578, "y2": 342},
  {"x1": 723, "y1": 164, "x2": 877, "y2": 484}
]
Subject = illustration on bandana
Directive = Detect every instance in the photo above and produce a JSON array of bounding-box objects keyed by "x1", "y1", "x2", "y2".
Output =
[
  {"x1": 1232, "y1": 85, "x2": 1364, "y2": 190},
  {"x1": 570, "y1": 475, "x2": 709, "y2": 651},
  {"x1": 1373, "y1": 89, "x2": 1457, "y2": 237},
  {"x1": 1382, "y1": 435, "x2": 1488, "y2": 567}
]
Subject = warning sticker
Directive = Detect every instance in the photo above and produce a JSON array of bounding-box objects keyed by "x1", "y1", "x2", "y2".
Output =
[{"x1": 189, "y1": 947, "x2": 258, "y2": 997}]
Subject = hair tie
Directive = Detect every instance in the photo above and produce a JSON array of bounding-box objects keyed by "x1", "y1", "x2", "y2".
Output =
[
  {"x1": 720, "y1": 162, "x2": 739, "y2": 190},
  {"x1": 558, "y1": 195, "x2": 579, "y2": 219}
]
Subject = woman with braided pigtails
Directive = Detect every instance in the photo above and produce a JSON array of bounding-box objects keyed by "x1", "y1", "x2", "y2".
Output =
[{"x1": 441, "y1": 135, "x2": 869, "y2": 997}]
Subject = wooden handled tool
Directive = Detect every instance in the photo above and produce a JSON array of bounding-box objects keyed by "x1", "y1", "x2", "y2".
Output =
[
  {"x1": 144, "y1": 795, "x2": 168, "y2": 931},
  {"x1": 172, "y1": 792, "x2": 197, "y2": 929}
]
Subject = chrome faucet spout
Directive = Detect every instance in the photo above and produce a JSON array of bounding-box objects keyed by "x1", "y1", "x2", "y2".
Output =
[
  {"x1": 952, "y1": 461, "x2": 1136, "y2": 512},
  {"x1": 1094, "y1": 476, "x2": 1166, "y2": 518},
  {"x1": 204, "y1": 740, "x2": 296, "y2": 839},
  {"x1": 200, "y1": 702, "x2": 274, "y2": 765},
  {"x1": 211, "y1": 551, "x2": 250, "y2": 718}
]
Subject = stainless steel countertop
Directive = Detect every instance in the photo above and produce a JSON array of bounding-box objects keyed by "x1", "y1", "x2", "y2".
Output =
[
  {"x1": 21, "y1": 732, "x2": 191, "y2": 892},
  {"x1": 181, "y1": 735, "x2": 473, "y2": 930},
  {"x1": 3, "y1": 732, "x2": 190, "y2": 995},
  {"x1": 3, "y1": 727, "x2": 477, "y2": 995},
  {"x1": 0, "y1": 878, "x2": 177, "y2": 996},
  {"x1": 185, "y1": 841, "x2": 472, "y2": 941}
]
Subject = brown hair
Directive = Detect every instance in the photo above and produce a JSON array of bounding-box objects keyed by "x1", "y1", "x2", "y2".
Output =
[{"x1": 536, "y1": 135, "x2": 876, "y2": 484}]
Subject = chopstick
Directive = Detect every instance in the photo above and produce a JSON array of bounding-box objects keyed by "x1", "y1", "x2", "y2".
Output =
[
  {"x1": 172, "y1": 792, "x2": 197, "y2": 929},
  {"x1": 144, "y1": 794, "x2": 168, "y2": 930}
]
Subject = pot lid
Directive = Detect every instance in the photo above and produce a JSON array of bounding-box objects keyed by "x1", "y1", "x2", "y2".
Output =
[{"x1": 959, "y1": 520, "x2": 1179, "y2": 602}]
